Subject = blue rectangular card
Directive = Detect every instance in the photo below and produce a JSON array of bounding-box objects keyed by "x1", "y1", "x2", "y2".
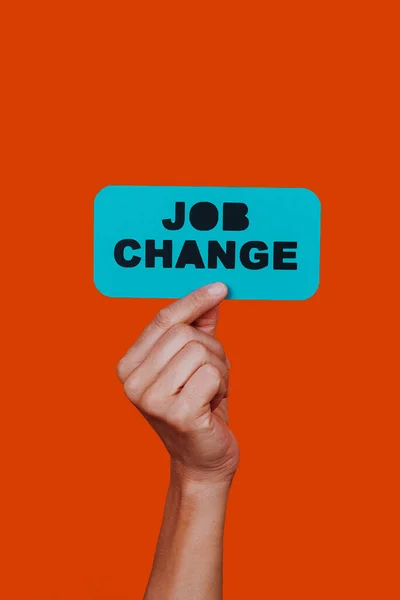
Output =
[{"x1": 94, "y1": 186, "x2": 321, "y2": 300}]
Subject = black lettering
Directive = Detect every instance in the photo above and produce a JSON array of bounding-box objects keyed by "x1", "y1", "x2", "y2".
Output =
[
  {"x1": 176, "y1": 240, "x2": 205, "y2": 268},
  {"x1": 189, "y1": 202, "x2": 219, "y2": 231},
  {"x1": 145, "y1": 239, "x2": 173, "y2": 268},
  {"x1": 240, "y1": 241, "x2": 268, "y2": 270},
  {"x1": 208, "y1": 241, "x2": 235, "y2": 269},
  {"x1": 273, "y1": 242, "x2": 297, "y2": 270},
  {"x1": 114, "y1": 239, "x2": 141, "y2": 267},
  {"x1": 162, "y1": 202, "x2": 185, "y2": 230},
  {"x1": 223, "y1": 202, "x2": 249, "y2": 231}
]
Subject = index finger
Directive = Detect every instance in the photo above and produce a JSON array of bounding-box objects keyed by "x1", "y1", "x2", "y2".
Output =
[{"x1": 119, "y1": 281, "x2": 228, "y2": 369}]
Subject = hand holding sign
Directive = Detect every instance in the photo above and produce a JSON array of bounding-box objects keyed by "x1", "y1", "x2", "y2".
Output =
[{"x1": 116, "y1": 282, "x2": 240, "y2": 484}]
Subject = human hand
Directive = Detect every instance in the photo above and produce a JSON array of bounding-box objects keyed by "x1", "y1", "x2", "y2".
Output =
[{"x1": 116, "y1": 282, "x2": 239, "y2": 485}]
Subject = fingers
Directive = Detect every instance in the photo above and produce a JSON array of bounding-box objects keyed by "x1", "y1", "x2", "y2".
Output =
[
  {"x1": 117, "y1": 283, "x2": 230, "y2": 432},
  {"x1": 125, "y1": 360, "x2": 226, "y2": 435},
  {"x1": 123, "y1": 339, "x2": 228, "y2": 410},
  {"x1": 117, "y1": 321, "x2": 227, "y2": 383},
  {"x1": 138, "y1": 340, "x2": 228, "y2": 403},
  {"x1": 119, "y1": 282, "x2": 228, "y2": 371}
]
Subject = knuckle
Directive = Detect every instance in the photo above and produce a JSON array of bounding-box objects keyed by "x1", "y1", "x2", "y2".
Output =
[
  {"x1": 117, "y1": 355, "x2": 141, "y2": 383},
  {"x1": 169, "y1": 322, "x2": 192, "y2": 342},
  {"x1": 141, "y1": 388, "x2": 163, "y2": 416},
  {"x1": 189, "y1": 288, "x2": 202, "y2": 308},
  {"x1": 141, "y1": 387, "x2": 156, "y2": 405},
  {"x1": 123, "y1": 374, "x2": 141, "y2": 402},
  {"x1": 186, "y1": 340, "x2": 207, "y2": 361},
  {"x1": 153, "y1": 307, "x2": 173, "y2": 330}
]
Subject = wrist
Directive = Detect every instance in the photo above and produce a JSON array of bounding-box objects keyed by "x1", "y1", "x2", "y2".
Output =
[
  {"x1": 168, "y1": 463, "x2": 231, "y2": 524},
  {"x1": 170, "y1": 458, "x2": 234, "y2": 498}
]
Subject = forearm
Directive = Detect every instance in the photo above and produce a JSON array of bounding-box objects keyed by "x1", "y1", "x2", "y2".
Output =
[{"x1": 144, "y1": 460, "x2": 232, "y2": 600}]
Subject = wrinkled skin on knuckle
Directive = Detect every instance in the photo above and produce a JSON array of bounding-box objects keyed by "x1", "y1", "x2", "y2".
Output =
[
  {"x1": 153, "y1": 306, "x2": 173, "y2": 330},
  {"x1": 188, "y1": 288, "x2": 203, "y2": 309}
]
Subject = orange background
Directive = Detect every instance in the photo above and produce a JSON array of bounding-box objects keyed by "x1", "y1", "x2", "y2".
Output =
[{"x1": 1, "y1": 2, "x2": 399, "y2": 598}]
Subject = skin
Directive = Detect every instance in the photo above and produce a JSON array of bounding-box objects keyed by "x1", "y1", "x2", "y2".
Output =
[{"x1": 116, "y1": 282, "x2": 240, "y2": 599}]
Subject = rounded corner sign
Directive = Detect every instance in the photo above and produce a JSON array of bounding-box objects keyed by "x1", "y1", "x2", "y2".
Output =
[{"x1": 93, "y1": 186, "x2": 321, "y2": 300}]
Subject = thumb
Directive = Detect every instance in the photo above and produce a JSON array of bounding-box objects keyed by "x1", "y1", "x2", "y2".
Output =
[{"x1": 192, "y1": 304, "x2": 221, "y2": 337}]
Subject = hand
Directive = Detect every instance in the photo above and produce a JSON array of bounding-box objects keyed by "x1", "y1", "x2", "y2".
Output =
[{"x1": 116, "y1": 282, "x2": 239, "y2": 485}]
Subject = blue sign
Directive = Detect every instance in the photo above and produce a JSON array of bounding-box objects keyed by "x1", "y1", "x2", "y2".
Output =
[{"x1": 94, "y1": 186, "x2": 321, "y2": 300}]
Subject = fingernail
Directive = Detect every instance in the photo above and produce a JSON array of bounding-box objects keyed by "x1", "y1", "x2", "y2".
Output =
[
  {"x1": 226, "y1": 357, "x2": 231, "y2": 369},
  {"x1": 207, "y1": 282, "x2": 228, "y2": 296}
]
